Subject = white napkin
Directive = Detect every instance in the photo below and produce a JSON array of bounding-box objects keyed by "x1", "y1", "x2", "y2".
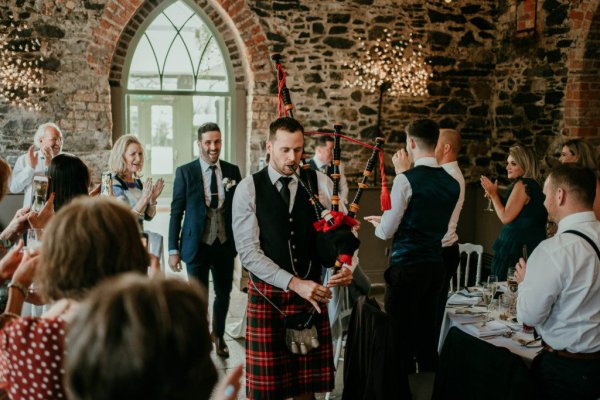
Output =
[
  {"x1": 447, "y1": 292, "x2": 480, "y2": 306},
  {"x1": 463, "y1": 320, "x2": 508, "y2": 338}
]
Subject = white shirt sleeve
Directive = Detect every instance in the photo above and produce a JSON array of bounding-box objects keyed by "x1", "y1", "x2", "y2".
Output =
[
  {"x1": 232, "y1": 176, "x2": 294, "y2": 291},
  {"x1": 374, "y1": 173, "x2": 412, "y2": 240},
  {"x1": 516, "y1": 245, "x2": 562, "y2": 326},
  {"x1": 9, "y1": 153, "x2": 34, "y2": 194}
]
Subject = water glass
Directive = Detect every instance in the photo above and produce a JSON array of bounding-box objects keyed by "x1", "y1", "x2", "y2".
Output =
[
  {"x1": 507, "y1": 268, "x2": 518, "y2": 293},
  {"x1": 26, "y1": 229, "x2": 44, "y2": 252}
]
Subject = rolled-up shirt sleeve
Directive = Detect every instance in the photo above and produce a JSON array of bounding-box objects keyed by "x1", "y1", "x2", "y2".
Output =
[
  {"x1": 232, "y1": 176, "x2": 294, "y2": 290},
  {"x1": 375, "y1": 173, "x2": 412, "y2": 240}
]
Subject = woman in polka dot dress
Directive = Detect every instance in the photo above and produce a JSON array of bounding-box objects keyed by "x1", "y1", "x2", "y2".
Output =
[{"x1": 0, "y1": 197, "x2": 150, "y2": 399}]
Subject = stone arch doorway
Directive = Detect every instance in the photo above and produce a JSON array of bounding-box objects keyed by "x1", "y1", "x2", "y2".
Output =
[
  {"x1": 564, "y1": 0, "x2": 600, "y2": 139},
  {"x1": 88, "y1": 0, "x2": 274, "y2": 175}
]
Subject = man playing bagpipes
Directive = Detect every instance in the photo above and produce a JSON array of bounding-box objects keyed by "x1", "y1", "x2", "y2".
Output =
[{"x1": 232, "y1": 117, "x2": 354, "y2": 400}]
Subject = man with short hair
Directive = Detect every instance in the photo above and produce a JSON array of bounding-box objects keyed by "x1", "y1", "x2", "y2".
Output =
[
  {"x1": 308, "y1": 135, "x2": 349, "y2": 205},
  {"x1": 434, "y1": 129, "x2": 465, "y2": 337},
  {"x1": 168, "y1": 122, "x2": 242, "y2": 358},
  {"x1": 9, "y1": 122, "x2": 63, "y2": 207},
  {"x1": 365, "y1": 119, "x2": 460, "y2": 373},
  {"x1": 516, "y1": 164, "x2": 600, "y2": 399},
  {"x1": 233, "y1": 117, "x2": 352, "y2": 400}
]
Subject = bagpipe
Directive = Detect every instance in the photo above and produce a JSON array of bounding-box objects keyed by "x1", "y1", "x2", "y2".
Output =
[{"x1": 271, "y1": 53, "x2": 391, "y2": 272}]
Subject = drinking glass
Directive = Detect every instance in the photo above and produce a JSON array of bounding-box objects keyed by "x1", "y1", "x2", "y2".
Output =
[
  {"x1": 26, "y1": 229, "x2": 44, "y2": 252},
  {"x1": 487, "y1": 275, "x2": 499, "y2": 296},
  {"x1": 484, "y1": 197, "x2": 494, "y2": 212},
  {"x1": 507, "y1": 267, "x2": 518, "y2": 293}
]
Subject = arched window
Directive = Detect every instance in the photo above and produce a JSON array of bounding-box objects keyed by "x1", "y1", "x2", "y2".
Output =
[{"x1": 123, "y1": 0, "x2": 233, "y2": 195}]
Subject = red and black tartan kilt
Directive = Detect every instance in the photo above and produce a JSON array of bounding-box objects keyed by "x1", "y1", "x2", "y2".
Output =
[{"x1": 246, "y1": 277, "x2": 334, "y2": 399}]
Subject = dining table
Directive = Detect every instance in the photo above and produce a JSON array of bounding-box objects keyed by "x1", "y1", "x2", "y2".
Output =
[{"x1": 438, "y1": 284, "x2": 541, "y2": 365}]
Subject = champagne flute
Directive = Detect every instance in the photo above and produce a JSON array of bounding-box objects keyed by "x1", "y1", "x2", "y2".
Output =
[
  {"x1": 482, "y1": 175, "x2": 496, "y2": 212},
  {"x1": 487, "y1": 275, "x2": 499, "y2": 296}
]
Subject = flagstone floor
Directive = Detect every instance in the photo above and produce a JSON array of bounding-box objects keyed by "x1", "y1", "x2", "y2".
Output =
[{"x1": 146, "y1": 202, "x2": 434, "y2": 400}]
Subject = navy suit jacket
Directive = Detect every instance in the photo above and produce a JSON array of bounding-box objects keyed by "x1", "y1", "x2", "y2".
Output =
[{"x1": 168, "y1": 159, "x2": 242, "y2": 264}]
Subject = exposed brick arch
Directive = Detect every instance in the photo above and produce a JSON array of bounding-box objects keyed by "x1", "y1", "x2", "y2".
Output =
[
  {"x1": 564, "y1": 0, "x2": 600, "y2": 137},
  {"x1": 88, "y1": 0, "x2": 271, "y2": 89}
]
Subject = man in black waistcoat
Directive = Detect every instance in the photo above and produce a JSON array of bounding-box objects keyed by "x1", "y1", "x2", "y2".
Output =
[
  {"x1": 365, "y1": 119, "x2": 460, "y2": 374},
  {"x1": 232, "y1": 117, "x2": 352, "y2": 400}
]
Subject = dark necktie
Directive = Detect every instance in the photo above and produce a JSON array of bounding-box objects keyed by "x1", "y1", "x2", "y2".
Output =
[
  {"x1": 209, "y1": 165, "x2": 218, "y2": 209},
  {"x1": 278, "y1": 177, "x2": 292, "y2": 209}
]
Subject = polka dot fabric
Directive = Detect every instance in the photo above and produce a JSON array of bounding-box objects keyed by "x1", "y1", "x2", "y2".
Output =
[{"x1": 0, "y1": 317, "x2": 67, "y2": 400}]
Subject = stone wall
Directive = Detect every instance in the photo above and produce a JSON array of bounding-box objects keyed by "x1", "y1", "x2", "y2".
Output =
[
  {"x1": 0, "y1": 0, "x2": 113, "y2": 176},
  {"x1": 1, "y1": 0, "x2": 599, "y2": 190}
]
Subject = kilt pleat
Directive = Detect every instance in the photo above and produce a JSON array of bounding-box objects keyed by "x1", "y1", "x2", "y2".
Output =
[{"x1": 246, "y1": 278, "x2": 335, "y2": 399}]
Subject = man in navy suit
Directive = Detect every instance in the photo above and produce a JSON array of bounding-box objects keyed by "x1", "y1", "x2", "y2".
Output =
[{"x1": 168, "y1": 122, "x2": 242, "y2": 358}]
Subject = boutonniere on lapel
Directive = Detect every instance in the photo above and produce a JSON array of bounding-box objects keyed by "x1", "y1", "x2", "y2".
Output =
[{"x1": 222, "y1": 177, "x2": 237, "y2": 192}]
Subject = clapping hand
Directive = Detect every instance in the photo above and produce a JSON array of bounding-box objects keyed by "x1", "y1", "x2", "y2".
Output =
[
  {"x1": 0, "y1": 240, "x2": 24, "y2": 281},
  {"x1": 141, "y1": 178, "x2": 153, "y2": 203},
  {"x1": 150, "y1": 178, "x2": 165, "y2": 202},
  {"x1": 480, "y1": 175, "x2": 498, "y2": 198}
]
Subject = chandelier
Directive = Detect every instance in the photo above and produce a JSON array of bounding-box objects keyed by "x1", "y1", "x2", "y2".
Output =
[
  {"x1": 0, "y1": 16, "x2": 46, "y2": 111},
  {"x1": 344, "y1": 29, "x2": 432, "y2": 97}
]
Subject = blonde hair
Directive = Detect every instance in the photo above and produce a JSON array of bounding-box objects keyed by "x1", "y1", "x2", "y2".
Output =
[
  {"x1": 562, "y1": 138, "x2": 597, "y2": 170},
  {"x1": 36, "y1": 197, "x2": 149, "y2": 302},
  {"x1": 509, "y1": 145, "x2": 540, "y2": 181},
  {"x1": 0, "y1": 157, "x2": 11, "y2": 201},
  {"x1": 109, "y1": 134, "x2": 143, "y2": 179}
]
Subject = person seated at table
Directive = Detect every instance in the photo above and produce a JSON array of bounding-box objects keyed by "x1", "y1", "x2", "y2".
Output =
[
  {"x1": 0, "y1": 197, "x2": 150, "y2": 399},
  {"x1": 47, "y1": 153, "x2": 91, "y2": 211},
  {"x1": 558, "y1": 137, "x2": 600, "y2": 219},
  {"x1": 65, "y1": 273, "x2": 242, "y2": 400},
  {"x1": 481, "y1": 145, "x2": 547, "y2": 280},
  {"x1": 515, "y1": 164, "x2": 600, "y2": 400}
]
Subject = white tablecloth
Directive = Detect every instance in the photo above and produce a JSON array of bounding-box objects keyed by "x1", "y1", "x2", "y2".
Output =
[{"x1": 439, "y1": 298, "x2": 540, "y2": 365}]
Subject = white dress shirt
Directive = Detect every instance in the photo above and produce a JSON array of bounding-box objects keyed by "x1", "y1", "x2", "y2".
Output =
[
  {"x1": 9, "y1": 150, "x2": 49, "y2": 208},
  {"x1": 232, "y1": 165, "x2": 337, "y2": 290},
  {"x1": 517, "y1": 211, "x2": 600, "y2": 353},
  {"x1": 375, "y1": 157, "x2": 441, "y2": 240},
  {"x1": 199, "y1": 158, "x2": 224, "y2": 208},
  {"x1": 440, "y1": 161, "x2": 465, "y2": 247},
  {"x1": 310, "y1": 157, "x2": 349, "y2": 205}
]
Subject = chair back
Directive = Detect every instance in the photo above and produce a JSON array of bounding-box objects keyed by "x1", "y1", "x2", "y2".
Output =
[{"x1": 452, "y1": 243, "x2": 483, "y2": 292}]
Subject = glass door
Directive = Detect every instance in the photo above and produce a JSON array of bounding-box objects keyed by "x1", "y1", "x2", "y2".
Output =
[{"x1": 127, "y1": 93, "x2": 231, "y2": 198}]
